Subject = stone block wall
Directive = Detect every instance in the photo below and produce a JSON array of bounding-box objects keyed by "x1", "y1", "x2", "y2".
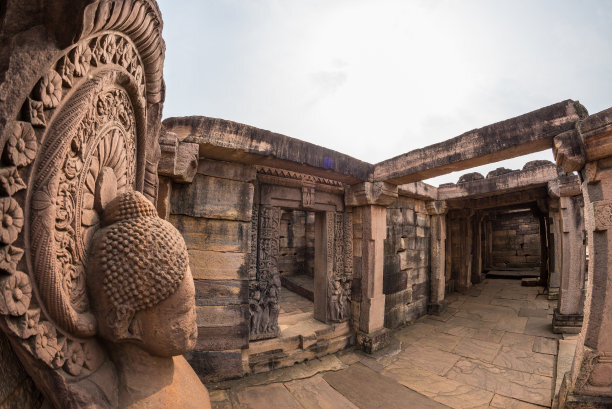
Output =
[
  {"x1": 491, "y1": 211, "x2": 541, "y2": 269},
  {"x1": 168, "y1": 159, "x2": 256, "y2": 382},
  {"x1": 383, "y1": 196, "x2": 431, "y2": 328},
  {"x1": 0, "y1": 332, "x2": 43, "y2": 409},
  {"x1": 278, "y1": 210, "x2": 315, "y2": 277}
]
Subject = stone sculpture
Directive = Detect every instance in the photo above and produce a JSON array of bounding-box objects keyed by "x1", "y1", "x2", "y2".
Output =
[{"x1": 0, "y1": 1, "x2": 211, "y2": 407}]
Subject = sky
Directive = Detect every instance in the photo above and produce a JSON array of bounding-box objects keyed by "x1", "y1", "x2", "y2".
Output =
[{"x1": 157, "y1": 0, "x2": 612, "y2": 186}]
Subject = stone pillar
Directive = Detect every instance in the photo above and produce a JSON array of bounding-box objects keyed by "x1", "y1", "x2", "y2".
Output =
[
  {"x1": 547, "y1": 194, "x2": 563, "y2": 300},
  {"x1": 554, "y1": 111, "x2": 612, "y2": 408},
  {"x1": 345, "y1": 182, "x2": 398, "y2": 353},
  {"x1": 427, "y1": 201, "x2": 448, "y2": 315},
  {"x1": 471, "y1": 212, "x2": 484, "y2": 284},
  {"x1": 553, "y1": 176, "x2": 586, "y2": 333},
  {"x1": 314, "y1": 211, "x2": 334, "y2": 323}
]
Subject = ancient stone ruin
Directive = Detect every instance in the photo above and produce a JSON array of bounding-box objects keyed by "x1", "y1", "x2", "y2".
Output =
[{"x1": 1, "y1": 1, "x2": 611, "y2": 408}]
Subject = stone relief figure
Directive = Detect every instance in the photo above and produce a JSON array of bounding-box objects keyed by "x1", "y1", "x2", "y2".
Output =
[{"x1": 87, "y1": 190, "x2": 211, "y2": 409}]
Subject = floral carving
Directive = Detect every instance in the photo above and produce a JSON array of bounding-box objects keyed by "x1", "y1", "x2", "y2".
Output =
[
  {"x1": 0, "y1": 167, "x2": 26, "y2": 196},
  {"x1": 64, "y1": 340, "x2": 85, "y2": 375},
  {"x1": 4, "y1": 122, "x2": 37, "y2": 167},
  {"x1": 26, "y1": 98, "x2": 46, "y2": 127},
  {"x1": 0, "y1": 197, "x2": 23, "y2": 244},
  {"x1": 6, "y1": 307, "x2": 40, "y2": 339},
  {"x1": 0, "y1": 245, "x2": 24, "y2": 274},
  {"x1": 33, "y1": 322, "x2": 59, "y2": 366},
  {"x1": 72, "y1": 43, "x2": 92, "y2": 77},
  {"x1": 0, "y1": 271, "x2": 31, "y2": 316},
  {"x1": 57, "y1": 56, "x2": 75, "y2": 88},
  {"x1": 36, "y1": 70, "x2": 63, "y2": 109}
]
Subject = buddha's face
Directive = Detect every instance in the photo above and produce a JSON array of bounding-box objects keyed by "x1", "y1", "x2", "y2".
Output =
[{"x1": 133, "y1": 266, "x2": 198, "y2": 357}]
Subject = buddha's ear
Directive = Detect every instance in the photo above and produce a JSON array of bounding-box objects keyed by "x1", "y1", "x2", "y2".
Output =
[{"x1": 106, "y1": 305, "x2": 142, "y2": 342}]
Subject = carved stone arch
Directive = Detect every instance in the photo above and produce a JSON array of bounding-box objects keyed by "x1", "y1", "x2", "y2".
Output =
[{"x1": 0, "y1": 2, "x2": 165, "y2": 408}]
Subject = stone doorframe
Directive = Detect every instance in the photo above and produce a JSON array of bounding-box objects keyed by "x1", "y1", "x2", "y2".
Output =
[{"x1": 248, "y1": 167, "x2": 352, "y2": 341}]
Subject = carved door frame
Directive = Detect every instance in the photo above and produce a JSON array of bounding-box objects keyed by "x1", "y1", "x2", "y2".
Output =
[{"x1": 248, "y1": 169, "x2": 352, "y2": 340}]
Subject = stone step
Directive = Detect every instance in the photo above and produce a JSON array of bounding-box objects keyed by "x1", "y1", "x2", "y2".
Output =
[{"x1": 281, "y1": 273, "x2": 314, "y2": 301}]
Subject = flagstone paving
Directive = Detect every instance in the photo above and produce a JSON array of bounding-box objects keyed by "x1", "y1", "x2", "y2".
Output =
[{"x1": 208, "y1": 278, "x2": 559, "y2": 408}]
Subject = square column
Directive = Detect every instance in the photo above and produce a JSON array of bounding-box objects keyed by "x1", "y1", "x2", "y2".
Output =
[
  {"x1": 426, "y1": 201, "x2": 448, "y2": 314},
  {"x1": 553, "y1": 176, "x2": 586, "y2": 333},
  {"x1": 553, "y1": 114, "x2": 612, "y2": 408},
  {"x1": 345, "y1": 182, "x2": 397, "y2": 352}
]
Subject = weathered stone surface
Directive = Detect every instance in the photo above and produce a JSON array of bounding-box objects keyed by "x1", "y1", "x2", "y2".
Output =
[
  {"x1": 187, "y1": 350, "x2": 245, "y2": 382},
  {"x1": 323, "y1": 363, "x2": 450, "y2": 409},
  {"x1": 171, "y1": 174, "x2": 254, "y2": 221},
  {"x1": 171, "y1": 215, "x2": 250, "y2": 253},
  {"x1": 397, "y1": 344, "x2": 461, "y2": 376},
  {"x1": 453, "y1": 337, "x2": 501, "y2": 363},
  {"x1": 197, "y1": 159, "x2": 256, "y2": 182},
  {"x1": 189, "y1": 250, "x2": 248, "y2": 280},
  {"x1": 447, "y1": 358, "x2": 553, "y2": 406},
  {"x1": 284, "y1": 375, "x2": 359, "y2": 409},
  {"x1": 230, "y1": 383, "x2": 303, "y2": 409},
  {"x1": 492, "y1": 346, "x2": 555, "y2": 377},
  {"x1": 194, "y1": 279, "x2": 248, "y2": 306},
  {"x1": 490, "y1": 394, "x2": 547, "y2": 409},
  {"x1": 382, "y1": 360, "x2": 493, "y2": 409}
]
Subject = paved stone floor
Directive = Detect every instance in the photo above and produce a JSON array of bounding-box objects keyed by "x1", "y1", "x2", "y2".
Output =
[{"x1": 209, "y1": 278, "x2": 561, "y2": 409}]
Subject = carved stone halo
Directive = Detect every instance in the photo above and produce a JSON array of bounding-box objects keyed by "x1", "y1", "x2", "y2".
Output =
[{"x1": 0, "y1": 30, "x2": 146, "y2": 382}]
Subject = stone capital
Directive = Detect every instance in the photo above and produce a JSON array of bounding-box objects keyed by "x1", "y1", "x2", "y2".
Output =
[
  {"x1": 553, "y1": 129, "x2": 586, "y2": 173},
  {"x1": 158, "y1": 131, "x2": 199, "y2": 184},
  {"x1": 426, "y1": 200, "x2": 448, "y2": 215},
  {"x1": 345, "y1": 182, "x2": 398, "y2": 207},
  {"x1": 558, "y1": 174, "x2": 582, "y2": 197}
]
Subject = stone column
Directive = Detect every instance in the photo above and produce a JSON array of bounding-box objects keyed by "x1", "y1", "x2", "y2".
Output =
[
  {"x1": 345, "y1": 182, "x2": 398, "y2": 353},
  {"x1": 547, "y1": 193, "x2": 563, "y2": 300},
  {"x1": 553, "y1": 176, "x2": 586, "y2": 333},
  {"x1": 314, "y1": 211, "x2": 334, "y2": 323},
  {"x1": 427, "y1": 200, "x2": 448, "y2": 315},
  {"x1": 554, "y1": 111, "x2": 612, "y2": 408},
  {"x1": 471, "y1": 212, "x2": 484, "y2": 284}
]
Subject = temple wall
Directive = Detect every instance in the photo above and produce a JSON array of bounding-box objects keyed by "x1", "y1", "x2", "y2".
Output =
[
  {"x1": 0, "y1": 332, "x2": 43, "y2": 409},
  {"x1": 168, "y1": 159, "x2": 256, "y2": 382},
  {"x1": 278, "y1": 210, "x2": 315, "y2": 277},
  {"x1": 383, "y1": 196, "x2": 431, "y2": 328},
  {"x1": 490, "y1": 211, "x2": 541, "y2": 269}
]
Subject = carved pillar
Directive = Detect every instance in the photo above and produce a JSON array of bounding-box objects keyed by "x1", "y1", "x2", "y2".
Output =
[
  {"x1": 554, "y1": 112, "x2": 612, "y2": 408},
  {"x1": 427, "y1": 201, "x2": 448, "y2": 315},
  {"x1": 345, "y1": 182, "x2": 397, "y2": 353},
  {"x1": 249, "y1": 205, "x2": 281, "y2": 340},
  {"x1": 553, "y1": 176, "x2": 586, "y2": 333},
  {"x1": 314, "y1": 212, "x2": 353, "y2": 324}
]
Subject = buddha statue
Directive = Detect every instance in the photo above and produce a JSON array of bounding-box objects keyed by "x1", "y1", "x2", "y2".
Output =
[{"x1": 87, "y1": 191, "x2": 211, "y2": 409}]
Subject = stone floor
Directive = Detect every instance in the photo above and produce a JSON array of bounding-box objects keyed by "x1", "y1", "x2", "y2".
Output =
[{"x1": 209, "y1": 278, "x2": 562, "y2": 409}]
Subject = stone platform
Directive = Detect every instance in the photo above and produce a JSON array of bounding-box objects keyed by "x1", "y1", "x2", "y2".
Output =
[
  {"x1": 209, "y1": 279, "x2": 561, "y2": 408},
  {"x1": 247, "y1": 288, "x2": 354, "y2": 375}
]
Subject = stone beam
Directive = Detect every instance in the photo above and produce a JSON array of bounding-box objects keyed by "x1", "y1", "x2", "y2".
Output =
[
  {"x1": 163, "y1": 116, "x2": 372, "y2": 184},
  {"x1": 345, "y1": 182, "x2": 398, "y2": 207},
  {"x1": 448, "y1": 188, "x2": 548, "y2": 210},
  {"x1": 438, "y1": 164, "x2": 558, "y2": 201},
  {"x1": 373, "y1": 100, "x2": 587, "y2": 184},
  {"x1": 397, "y1": 181, "x2": 438, "y2": 200}
]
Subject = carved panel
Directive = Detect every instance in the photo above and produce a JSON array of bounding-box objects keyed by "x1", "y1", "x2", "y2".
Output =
[
  {"x1": 328, "y1": 212, "x2": 353, "y2": 322},
  {"x1": 0, "y1": 28, "x2": 150, "y2": 408},
  {"x1": 249, "y1": 206, "x2": 281, "y2": 340}
]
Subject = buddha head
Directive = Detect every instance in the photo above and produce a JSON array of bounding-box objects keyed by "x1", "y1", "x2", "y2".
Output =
[{"x1": 87, "y1": 191, "x2": 197, "y2": 357}]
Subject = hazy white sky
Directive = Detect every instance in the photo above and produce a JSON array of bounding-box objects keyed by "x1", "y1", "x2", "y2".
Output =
[{"x1": 157, "y1": 0, "x2": 612, "y2": 186}]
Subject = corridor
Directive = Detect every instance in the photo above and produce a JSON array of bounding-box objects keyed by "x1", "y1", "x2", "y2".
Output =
[{"x1": 209, "y1": 278, "x2": 562, "y2": 409}]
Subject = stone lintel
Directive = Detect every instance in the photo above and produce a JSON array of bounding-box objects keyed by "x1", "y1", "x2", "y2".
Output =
[
  {"x1": 373, "y1": 100, "x2": 587, "y2": 184},
  {"x1": 582, "y1": 107, "x2": 612, "y2": 163},
  {"x1": 397, "y1": 181, "x2": 438, "y2": 201},
  {"x1": 345, "y1": 182, "x2": 398, "y2": 207},
  {"x1": 158, "y1": 131, "x2": 199, "y2": 183},
  {"x1": 552, "y1": 308, "x2": 583, "y2": 334},
  {"x1": 438, "y1": 164, "x2": 558, "y2": 201},
  {"x1": 426, "y1": 200, "x2": 448, "y2": 215},
  {"x1": 356, "y1": 328, "x2": 390, "y2": 354},
  {"x1": 558, "y1": 174, "x2": 582, "y2": 197}
]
